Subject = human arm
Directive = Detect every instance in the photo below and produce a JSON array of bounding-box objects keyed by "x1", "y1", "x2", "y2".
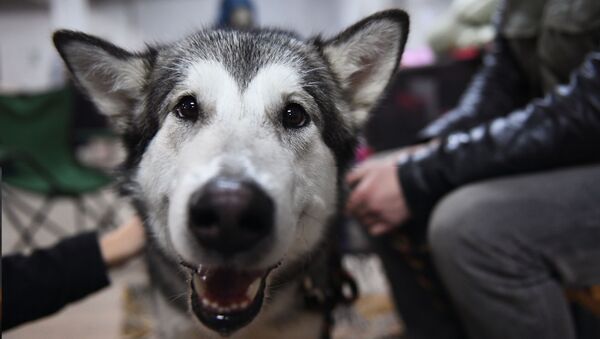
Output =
[
  {"x1": 346, "y1": 51, "x2": 600, "y2": 232},
  {"x1": 2, "y1": 216, "x2": 144, "y2": 331},
  {"x1": 400, "y1": 51, "x2": 600, "y2": 218},
  {"x1": 419, "y1": 36, "x2": 531, "y2": 140}
]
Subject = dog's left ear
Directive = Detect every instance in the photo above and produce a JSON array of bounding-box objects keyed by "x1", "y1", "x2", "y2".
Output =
[{"x1": 322, "y1": 10, "x2": 409, "y2": 126}]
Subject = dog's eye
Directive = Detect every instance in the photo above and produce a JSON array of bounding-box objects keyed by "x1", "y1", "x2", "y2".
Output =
[
  {"x1": 174, "y1": 96, "x2": 199, "y2": 121},
  {"x1": 281, "y1": 103, "x2": 309, "y2": 129}
]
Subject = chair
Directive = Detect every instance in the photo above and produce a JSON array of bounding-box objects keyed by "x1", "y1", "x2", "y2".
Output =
[{"x1": 0, "y1": 87, "x2": 115, "y2": 252}]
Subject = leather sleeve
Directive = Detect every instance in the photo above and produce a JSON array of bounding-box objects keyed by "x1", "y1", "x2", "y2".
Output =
[
  {"x1": 418, "y1": 37, "x2": 532, "y2": 140},
  {"x1": 399, "y1": 51, "x2": 600, "y2": 218}
]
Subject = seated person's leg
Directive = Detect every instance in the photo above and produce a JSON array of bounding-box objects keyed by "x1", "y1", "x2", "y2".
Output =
[
  {"x1": 372, "y1": 220, "x2": 467, "y2": 339},
  {"x1": 429, "y1": 164, "x2": 600, "y2": 339}
]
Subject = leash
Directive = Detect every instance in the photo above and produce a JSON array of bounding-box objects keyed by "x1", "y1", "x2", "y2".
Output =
[{"x1": 300, "y1": 248, "x2": 359, "y2": 339}]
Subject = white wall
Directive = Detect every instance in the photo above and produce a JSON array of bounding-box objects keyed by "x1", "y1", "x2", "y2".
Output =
[
  {"x1": 0, "y1": 7, "x2": 55, "y2": 92},
  {"x1": 0, "y1": 0, "x2": 449, "y2": 92}
]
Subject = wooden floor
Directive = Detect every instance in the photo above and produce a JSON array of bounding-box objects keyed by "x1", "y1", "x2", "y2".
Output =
[{"x1": 4, "y1": 281, "x2": 123, "y2": 339}]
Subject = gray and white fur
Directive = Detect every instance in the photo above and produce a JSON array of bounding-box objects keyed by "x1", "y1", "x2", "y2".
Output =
[{"x1": 54, "y1": 10, "x2": 408, "y2": 339}]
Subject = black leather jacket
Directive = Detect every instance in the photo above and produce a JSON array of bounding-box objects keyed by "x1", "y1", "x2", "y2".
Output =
[{"x1": 397, "y1": 1, "x2": 600, "y2": 219}]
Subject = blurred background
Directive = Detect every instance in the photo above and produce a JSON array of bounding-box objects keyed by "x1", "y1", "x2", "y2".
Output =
[
  {"x1": 1, "y1": 0, "x2": 496, "y2": 338},
  {"x1": 0, "y1": 0, "x2": 493, "y2": 92}
]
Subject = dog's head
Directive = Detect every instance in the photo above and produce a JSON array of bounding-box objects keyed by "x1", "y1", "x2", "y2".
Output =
[{"x1": 54, "y1": 10, "x2": 408, "y2": 336}]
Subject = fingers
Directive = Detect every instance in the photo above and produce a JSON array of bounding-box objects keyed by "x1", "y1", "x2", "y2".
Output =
[
  {"x1": 345, "y1": 178, "x2": 388, "y2": 235},
  {"x1": 346, "y1": 157, "x2": 384, "y2": 187},
  {"x1": 101, "y1": 215, "x2": 146, "y2": 267},
  {"x1": 359, "y1": 214, "x2": 380, "y2": 226},
  {"x1": 368, "y1": 222, "x2": 393, "y2": 236},
  {"x1": 345, "y1": 174, "x2": 372, "y2": 215},
  {"x1": 355, "y1": 217, "x2": 393, "y2": 237},
  {"x1": 346, "y1": 164, "x2": 368, "y2": 187},
  {"x1": 345, "y1": 161, "x2": 407, "y2": 237}
]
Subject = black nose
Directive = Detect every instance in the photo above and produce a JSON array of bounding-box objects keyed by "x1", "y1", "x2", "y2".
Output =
[{"x1": 188, "y1": 178, "x2": 274, "y2": 255}]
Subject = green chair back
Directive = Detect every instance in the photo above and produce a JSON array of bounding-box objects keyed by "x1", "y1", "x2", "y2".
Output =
[{"x1": 0, "y1": 87, "x2": 111, "y2": 195}]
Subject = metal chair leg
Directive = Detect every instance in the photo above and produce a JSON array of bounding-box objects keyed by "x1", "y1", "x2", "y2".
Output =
[
  {"x1": 4, "y1": 187, "x2": 67, "y2": 237},
  {"x1": 75, "y1": 197, "x2": 86, "y2": 231},
  {"x1": 2, "y1": 197, "x2": 38, "y2": 250},
  {"x1": 13, "y1": 196, "x2": 54, "y2": 251}
]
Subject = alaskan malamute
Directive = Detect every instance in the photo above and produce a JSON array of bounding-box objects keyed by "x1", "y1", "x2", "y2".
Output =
[{"x1": 54, "y1": 9, "x2": 408, "y2": 338}]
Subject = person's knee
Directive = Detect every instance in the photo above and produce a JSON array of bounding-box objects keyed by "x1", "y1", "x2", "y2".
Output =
[{"x1": 428, "y1": 182, "x2": 505, "y2": 268}]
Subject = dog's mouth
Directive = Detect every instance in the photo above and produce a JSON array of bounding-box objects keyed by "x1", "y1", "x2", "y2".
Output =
[{"x1": 181, "y1": 262, "x2": 279, "y2": 335}]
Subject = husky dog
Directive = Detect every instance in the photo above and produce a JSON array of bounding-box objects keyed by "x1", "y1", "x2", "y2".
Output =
[{"x1": 54, "y1": 10, "x2": 408, "y2": 338}]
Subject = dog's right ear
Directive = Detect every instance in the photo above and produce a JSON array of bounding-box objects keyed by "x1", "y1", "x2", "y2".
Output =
[{"x1": 53, "y1": 30, "x2": 152, "y2": 131}]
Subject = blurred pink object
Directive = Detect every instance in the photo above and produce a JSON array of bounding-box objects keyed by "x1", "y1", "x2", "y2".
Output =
[
  {"x1": 400, "y1": 48, "x2": 436, "y2": 68},
  {"x1": 355, "y1": 145, "x2": 374, "y2": 163}
]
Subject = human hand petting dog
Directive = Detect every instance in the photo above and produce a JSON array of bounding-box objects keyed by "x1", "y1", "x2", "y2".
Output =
[
  {"x1": 345, "y1": 142, "x2": 436, "y2": 236},
  {"x1": 100, "y1": 216, "x2": 145, "y2": 267}
]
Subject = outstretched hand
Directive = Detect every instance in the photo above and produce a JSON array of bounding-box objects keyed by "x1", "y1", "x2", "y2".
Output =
[
  {"x1": 345, "y1": 148, "x2": 415, "y2": 236},
  {"x1": 100, "y1": 216, "x2": 145, "y2": 267}
]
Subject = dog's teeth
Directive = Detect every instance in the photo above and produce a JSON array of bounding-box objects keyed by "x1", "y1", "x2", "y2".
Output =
[
  {"x1": 246, "y1": 278, "x2": 261, "y2": 299},
  {"x1": 240, "y1": 300, "x2": 250, "y2": 309},
  {"x1": 201, "y1": 297, "x2": 210, "y2": 306},
  {"x1": 193, "y1": 275, "x2": 206, "y2": 295}
]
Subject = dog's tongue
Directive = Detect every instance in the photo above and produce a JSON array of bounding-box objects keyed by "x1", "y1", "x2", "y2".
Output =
[{"x1": 197, "y1": 267, "x2": 263, "y2": 307}]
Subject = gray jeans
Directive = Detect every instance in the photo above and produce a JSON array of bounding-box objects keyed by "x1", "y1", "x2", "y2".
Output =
[
  {"x1": 374, "y1": 164, "x2": 600, "y2": 339},
  {"x1": 429, "y1": 164, "x2": 600, "y2": 339}
]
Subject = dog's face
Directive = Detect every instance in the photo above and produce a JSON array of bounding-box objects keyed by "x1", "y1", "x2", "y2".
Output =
[{"x1": 54, "y1": 10, "x2": 407, "y2": 336}]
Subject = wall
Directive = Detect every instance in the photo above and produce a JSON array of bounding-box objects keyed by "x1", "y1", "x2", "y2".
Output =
[{"x1": 0, "y1": 0, "x2": 449, "y2": 92}]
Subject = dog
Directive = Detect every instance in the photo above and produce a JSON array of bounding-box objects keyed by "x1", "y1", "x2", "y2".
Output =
[{"x1": 53, "y1": 9, "x2": 408, "y2": 338}]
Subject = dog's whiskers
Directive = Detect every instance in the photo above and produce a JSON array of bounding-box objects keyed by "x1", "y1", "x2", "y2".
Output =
[{"x1": 168, "y1": 291, "x2": 189, "y2": 303}]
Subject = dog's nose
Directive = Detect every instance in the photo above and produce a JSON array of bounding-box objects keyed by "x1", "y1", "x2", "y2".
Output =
[{"x1": 188, "y1": 178, "x2": 274, "y2": 255}]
